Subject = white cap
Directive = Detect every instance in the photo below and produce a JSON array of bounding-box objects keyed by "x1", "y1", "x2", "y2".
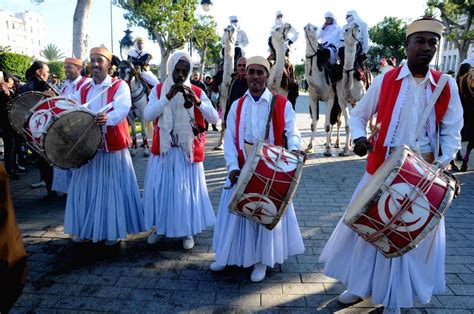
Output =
[
  {"x1": 324, "y1": 11, "x2": 334, "y2": 19},
  {"x1": 229, "y1": 15, "x2": 238, "y2": 22},
  {"x1": 276, "y1": 10, "x2": 283, "y2": 17},
  {"x1": 346, "y1": 10, "x2": 357, "y2": 17}
]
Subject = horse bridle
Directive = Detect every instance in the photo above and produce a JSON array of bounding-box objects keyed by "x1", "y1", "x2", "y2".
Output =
[
  {"x1": 225, "y1": 26, "x2": 237, "y2": 45},
  {"x1": 304, "y1": 26, "x2": 322, "y2": 76}
]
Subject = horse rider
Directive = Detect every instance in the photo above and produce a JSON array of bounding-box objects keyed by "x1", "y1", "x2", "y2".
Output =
[
  {"x1": 338, "y1": 10, "x2": 369, "y2": 64},
  {"x1": 65, "y1": 47, "x2": 145, "y2": 245},
  {"x1": 268, "y1": 10, "x2": 299, "y2": 59},
  {"x1": 210, "y1": 56, "x2": 305, "y2": 283},
  {"x1": 144, "y1": 51, "x2": 218, "y2": 250},
  {"x1": 127, "y1": 37, "x2": 159, "y2": 86},
  {"x1": 221, "y1": 15, "x2": 249, "y2": 69},
  {"x1": 320, "y1": 17, "x2": 463, "y2": 314},
  {"x1": 317, "y1": 11, "x2": 341, "y2": 67},
  {"x1": 51, "y1": 58, "x2": 91, "y2": 195}
]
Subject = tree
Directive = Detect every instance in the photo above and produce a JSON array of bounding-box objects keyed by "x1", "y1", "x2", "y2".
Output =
[
  {"x1": 0, "y1": 52, "x2": 31, "y2": 80},
  {"x1": 48, "y1": 61, "x2": 66, "y2": 80},
  {"x1": 427, "y1": 0, "x2": 473, "y2": 63},
  {"x1": 192, "y1": 15, "x2": 220, "y2": 73},
  {"x1": 73, "y1": 0, "x2": 93, "y2": 60},
  {"x1": 368, "y1": 16, "x2": 407, "y2": 68},
  {"x1": 117, "y1": 0, "x2": 198, "y2": 80},
  {"x1": 41, "y1": 43, "x2": 66, "y2": 61}
]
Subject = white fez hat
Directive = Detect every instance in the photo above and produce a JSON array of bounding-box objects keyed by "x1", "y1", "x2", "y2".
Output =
[
  {"x1": 324, "y1": 12, "x2": 334, "y2": 19},
  {"x1": 246, "y1": 56, "x2": 270, "y2": 73},
  {"x1": 406, "y1": 17, "x2": 444, "y2": 38}
]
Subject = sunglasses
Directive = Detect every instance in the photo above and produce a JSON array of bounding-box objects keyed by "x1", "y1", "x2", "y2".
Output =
[{"x1": 247, "y1": 68, "x2": 266, "y2": 75}]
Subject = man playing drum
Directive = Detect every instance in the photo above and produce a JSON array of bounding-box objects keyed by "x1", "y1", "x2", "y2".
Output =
[
  {"x1": 51, "y1": 58, "x2": 90, "y2": 194},
  {"x1": 64, "y1": 47, "x2": 145, "y2": 245},
  {"x1": 210, "y1": 56, "x2": 305, "y2": 282},
  {"x1": 143, "y1": 51, "x2": 218, "y2": 250},
  {"x1": 319, "y1": 18, "x2": 463, "y2": 313}
]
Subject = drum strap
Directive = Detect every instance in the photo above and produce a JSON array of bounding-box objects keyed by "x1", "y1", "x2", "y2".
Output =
[{"x1": 264, "y1": 95, "x2": 278, "y2": 141}]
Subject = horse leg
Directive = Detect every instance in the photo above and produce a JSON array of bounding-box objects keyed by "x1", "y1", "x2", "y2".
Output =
[
  {"x1": 335, "y1": 113, "x2": 342, "y2": 149},
  {"x1": 324, "y1": 98, "x2": 334, "y2": 157},
  {"x1": 141, "y1": 118, "x2": 151, "y2": 157},
  {"x1": 461, "y1": 141, "x2": 473, "y2": 172},
  {"x1": 306, "y1": 99, "x2": 318, "y2": 153},
  {"x1": 338, "y1": 104, "x2": 351, "y2": 156},
  {"x1": 127, "y1": 114, "x2": 137, "y2": 157}
]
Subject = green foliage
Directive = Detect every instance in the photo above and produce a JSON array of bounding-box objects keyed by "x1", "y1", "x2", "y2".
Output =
[
  {"x1": 205, "y1": 40, "x2": 222, "y2": 68},
  {"x1": 41, "y1": 43, "x2": 65, "y2": 62},
  {"x1": 48, "y1": 61, "x2": 66, "y2": 81},
  {"x1": 368, "y1": 17, "x2": 407, "y2": 67},
  {"x1": 0, "y1": 52, "x2": 31, "y2": 80},
  {"x1": 295, "y1": 64, "x2": 305, "y2": 77},
  {"x1": 192, "y1": 14, "x2": 220, "y2": 68},
  {"x1": 427, "y1": 0, "x2": 473, "y2": 61},
  {"x1": 118, "y1": 0, "x2": 198, "y2": 51}
]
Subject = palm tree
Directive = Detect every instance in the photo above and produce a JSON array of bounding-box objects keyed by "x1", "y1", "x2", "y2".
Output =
[{"x1": 41, "y1": 43, "x2": 65, "y2": 61}]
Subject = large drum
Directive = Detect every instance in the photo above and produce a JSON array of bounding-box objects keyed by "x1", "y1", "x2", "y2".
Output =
[
  {"x1": 344, "y1": 146, "x2": 457, "y2": 258},
  {"x1": 8, "y1": 91, "x2": 45, "y2": 135},
  {"x1": 228, "y1": 140, "x2": 304, "y2": 230},
  {"x1": 23, "y1": 96, "x2": 102, "y2": 169}
]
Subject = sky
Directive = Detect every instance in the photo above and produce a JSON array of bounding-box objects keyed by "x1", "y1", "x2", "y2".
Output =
[{"x1": 0, "y1": 0, "x2": 430, "y2": 67}]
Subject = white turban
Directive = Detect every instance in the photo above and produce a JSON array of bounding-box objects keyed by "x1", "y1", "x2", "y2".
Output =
[{"x1": 324, "y1": 11, "x2": 334, "y2": 19}]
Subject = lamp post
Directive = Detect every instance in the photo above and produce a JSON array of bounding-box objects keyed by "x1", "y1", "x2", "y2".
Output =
[{"x1": 119, "y1": 29, "x2": 134, "y2": 60}]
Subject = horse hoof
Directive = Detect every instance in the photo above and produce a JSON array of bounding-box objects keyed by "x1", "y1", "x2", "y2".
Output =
[
  {"x1": 304, "y1": 147, "x2": 314, "y2": 154},
  {"x1": 338, "y1": 151, "x2": 350, "y2": 157},
  {"x1": 323, "y1": 151, "x2": 332, "y2": 157},
  {"x1": 214, "y1": 146, "x2": 224, "y2": 151},
  {"x1": 334, "y1": 144, "x2": 340, "y2": 149},
  {"x1": 461, "y1": 164, "x2": 468, "y2": 172}
]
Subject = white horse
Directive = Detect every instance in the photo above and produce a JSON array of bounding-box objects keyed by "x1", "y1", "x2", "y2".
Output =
[
  {"x1": 118, "y1": 60, "x2": 152, "y2": 157},
  {"x1": 304, "y1": 23, "x2": 341, "y2": 155},
  {"x1": 215, "y1": 24, "x2": 237, "y2": 150}
]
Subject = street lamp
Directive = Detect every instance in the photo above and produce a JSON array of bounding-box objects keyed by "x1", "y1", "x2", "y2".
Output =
[
  {"x1": 200, "y1": 0, "x2": 213, "y2": 12},
  {"x1": 119, "y1": 29, "x2": 134, "y2": 60}
]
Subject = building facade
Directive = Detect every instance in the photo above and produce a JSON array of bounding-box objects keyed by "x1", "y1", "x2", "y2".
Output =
[
  {"x1": 439, "y1": 15, "x2": 474, "y2": 73},
  {"x1": 0, "y1": 10, "x2": 46, "y2": 59}
]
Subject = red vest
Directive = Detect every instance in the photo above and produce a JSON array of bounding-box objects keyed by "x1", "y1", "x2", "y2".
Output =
[
  {"x1": 62, "y1": 76, "x2": 87, "y2": 94},
  {"x1": 150, "y1": 83, "x2": 206, "y2": 162},
  {"x1": 366, "y1": 67, "x2": 451, "y2": 174},
  {"x1": 80, "y1": 78, "x2": 131, "y2": 152},
  {"x1": 235, "y1": 94, "x2": 287, "y2": 168}
]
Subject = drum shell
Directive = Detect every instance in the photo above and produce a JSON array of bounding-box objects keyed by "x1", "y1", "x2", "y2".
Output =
[
  {"x1": 7, "y1": 91, "x2": 45, "y2": 136},
  {"x1": 42, "y1": 109, "x2": 102, "y2": 169},
  {"x1": 344, "y1": 146, "x2": 456, "y2": 258},
  {"x1": 228, "y1": 140, "x2": 304, "y2": 230}
]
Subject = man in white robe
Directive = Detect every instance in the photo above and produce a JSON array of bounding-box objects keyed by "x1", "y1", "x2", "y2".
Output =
[
  {"x1": 320, "y1": 18, "x2": 463, "y2": 313},
  {"x1": 210, "y1": 56, "x2": 305, "y2": 282}
]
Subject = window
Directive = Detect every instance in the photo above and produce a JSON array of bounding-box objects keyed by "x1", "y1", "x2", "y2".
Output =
[
  {"x1": 441, "y1": 56, "x2": 446, "y2": 72},
  {"x1": 452, "y1": 55, "x2": 457, "y2": 70},
  {"x1": 447, "y1": 56, "x2": 452, "y2": 71}
]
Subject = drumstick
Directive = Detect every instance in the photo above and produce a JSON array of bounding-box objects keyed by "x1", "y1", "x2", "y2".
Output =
[
  {"x1": 64, "y1": 119, "x2": 99, "y2": 161},
  {"x1": 367, "y1": 123, "x2": 381, "y2": 142}
]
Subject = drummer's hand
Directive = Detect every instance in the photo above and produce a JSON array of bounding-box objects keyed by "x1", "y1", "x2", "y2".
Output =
[
  {"x1": 165, "y1": 84, "x2": 183, "y2": 100},
  {"x1": 353, "y1": 136, "x2": 373, "y2": 157},
  {"x1": 229, "y1": 169, "x2": 241, "y2": 186},
  {"x1": 95, "y1": 112, "x2": 108, "y2": 125},
  {"x1": 291, "y1": 150, "x2": 307, "y2": 162},
  {"x1": 42, "y1": 89, "x2": 55, "y2": 97}
]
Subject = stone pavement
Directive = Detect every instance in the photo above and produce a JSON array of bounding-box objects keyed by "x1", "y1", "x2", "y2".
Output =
[{"x1": 7, "y1": 94, "x2": 474, "y2": 313}]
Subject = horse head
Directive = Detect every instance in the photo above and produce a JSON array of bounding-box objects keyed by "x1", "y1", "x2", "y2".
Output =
[
  {"x1": 117, "y1": 60, "x2": 135, "y2": 83},
  {"x1": 223, "y1": 24, "x2": 238, "y2": 44},
  {"x1": 271, "y1": 22, "x2": 290, "y2": 47},
  {"x1": 343, "y1": 22, "x2": 361, "y2": 47},
  {"x1": 304, "y1": 23, "x2": 320, "y2": 53}
]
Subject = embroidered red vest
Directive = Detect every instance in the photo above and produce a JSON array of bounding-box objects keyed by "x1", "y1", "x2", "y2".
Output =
[
  {"x1": 366, "y1": 67, "x2": 451, "y2": 174},
  {"x1": 80, "y1": 78, "x2": 131, "y2": 152},
  {"x1": 235, "y1": 94, "x2": 287, "y2": 168},
  {"x1": 150, "y1": 83, "x2": 206, "y2": 162},
  {"x1": 62, "y1": 76, "x2": 87, "y2": 94}
]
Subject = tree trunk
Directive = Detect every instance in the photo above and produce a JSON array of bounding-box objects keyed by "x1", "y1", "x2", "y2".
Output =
[
  {"x1": 72, "y1": 0, "x2": 93, "y2": 60},
  {"x1": 199, "y1": 41, "x2": 207, "y2": 74}
]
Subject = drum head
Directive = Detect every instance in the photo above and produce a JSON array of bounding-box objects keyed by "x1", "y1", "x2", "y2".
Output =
[
  {"x1": 8, "y1": 91, "x2": 45, "y2": 135},
  {"x1": 43, "y1": 110, "x2": 102, "y2": 169}
]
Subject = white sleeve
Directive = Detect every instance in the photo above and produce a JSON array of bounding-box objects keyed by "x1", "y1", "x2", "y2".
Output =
[
  {"x1": 349, "y1": 74, "x2": 384, "y2": 140},
  {"x1": 144, "y1": 85, "x2": 170, "y2": 121},
  {"x1": 436, "y1": 78, "x2": 463, "y2": 166},
  {"x1": 196, "y1": 90, "x2": 218, "y2": 124},
  {"x1": 361, "y1": 23, "x2": 369, "y2": 54},
  {"x1": 238, "y1": 30, "x2": 249, "y2": 47},
  {"x1": 284, "y1": 101, "x2": 301, "y2": 151},
  {"x1": 106, "y1": 81, "x2": 131, "y2": 126},
  {"x1": 289, "y1": 27, "x2": 299, "y2": 43},
  {"x1": 223, "y1": 100, "x2": 240, "y2": 173}
]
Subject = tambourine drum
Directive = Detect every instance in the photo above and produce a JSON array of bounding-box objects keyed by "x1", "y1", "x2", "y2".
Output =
[
  {"x1": 43, "y1": 109, "x2": 102, "y2": 169},
  {"x1": 8, "y1": 91, "x2": 45, "y2": 135},
  {"x1": 344, "y1": 146, "x2": 456, "y2": 258},
  {"x1": 228, "y1": 140, "x2": 304, "y2": 230},
  {"x1": 23, "y1": 96, "x2": 76, "y2": 152}
]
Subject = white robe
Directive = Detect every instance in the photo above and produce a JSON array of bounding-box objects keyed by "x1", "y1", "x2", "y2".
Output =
[
  {"x1": 212, "y1": 88, "x2": 305, "y2": 268},
  {"x1": 320, "y1": 65, "x2": 463, "y2": 308}
]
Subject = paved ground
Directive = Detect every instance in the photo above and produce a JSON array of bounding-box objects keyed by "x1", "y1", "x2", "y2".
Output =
[{"x1": 6, "y1": 94, "x2": 474, "y2": 313}]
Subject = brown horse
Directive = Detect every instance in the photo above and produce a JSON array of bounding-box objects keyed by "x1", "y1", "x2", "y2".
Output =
[{"x1": 458, "y1": 65, "x2": 474, "y2": 171}]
